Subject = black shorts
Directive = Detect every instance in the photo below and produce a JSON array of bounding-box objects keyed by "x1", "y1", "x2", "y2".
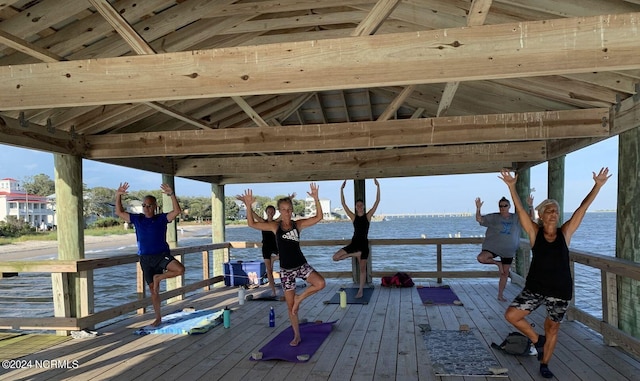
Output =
[
  {"x1": 342, "y1": 241, "x2": 370, "y2": 260},
  {"x1": 485, "y1": 250, "x2": 514, "y2": 265},
  {"x1": 139, "y1": 253, "x2": 176, "y2": 285},
  {"x1": 262, "y1": 246, "x2": 278, "y2": 259}
]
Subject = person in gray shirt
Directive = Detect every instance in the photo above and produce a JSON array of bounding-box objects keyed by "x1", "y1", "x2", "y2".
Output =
[{"x1": 476, "y1": 195, "x2": 534, "y2": 301}]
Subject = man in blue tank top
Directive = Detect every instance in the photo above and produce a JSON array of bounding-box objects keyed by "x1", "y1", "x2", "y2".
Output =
[{"x1": 115, "y1": 182, "x2": 185, "y2": 327}]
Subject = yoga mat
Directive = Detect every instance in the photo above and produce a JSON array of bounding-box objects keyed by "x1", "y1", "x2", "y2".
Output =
[
  {"x1": 134, "y1": 309, "x2": 224, "y2": 335},
  {"x1": 423, "y1": 329, "x2": 507, "y2": 377},
  {"x1": 324, "y1": 287, "x2": 374, "y2": 305},
  {"x1": 417, "y1": 285, "x2": 463, "y2": 306},
  {"x1": 250, "y1": 321, "x2": 337, "y2": 362}
]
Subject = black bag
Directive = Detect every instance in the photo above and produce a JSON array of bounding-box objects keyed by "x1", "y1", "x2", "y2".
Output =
[{"x1": 491, "y1": 332, "x2": 531, "y2": 355}]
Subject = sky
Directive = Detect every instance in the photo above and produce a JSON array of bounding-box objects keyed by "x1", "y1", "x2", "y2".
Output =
[{"x1": 0, "y1": 137, "x2": 619, "y2": 214}]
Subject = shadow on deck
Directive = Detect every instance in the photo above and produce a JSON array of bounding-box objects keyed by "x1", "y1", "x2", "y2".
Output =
[{"x1": 0, "y1": 279, "x2": 638, "y2": 381}]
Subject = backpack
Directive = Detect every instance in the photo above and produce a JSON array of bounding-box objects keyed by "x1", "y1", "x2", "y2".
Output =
[
  {"x1": 395, "y1": 272, "x2": 414, "y2": 287},
  {"x1": 381, "y1": 272, "x2": 414, "y2": 288},
  {"x1": 491, "y1": 332, "x2": 532, "y2": 355}
]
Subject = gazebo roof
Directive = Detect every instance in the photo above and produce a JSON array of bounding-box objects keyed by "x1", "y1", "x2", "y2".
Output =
[{"x1": 0, "y1": 0, "x2": 637, "y2": 184}]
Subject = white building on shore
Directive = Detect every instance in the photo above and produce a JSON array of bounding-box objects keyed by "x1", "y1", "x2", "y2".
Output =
[
  {"x1": 304, "y1": 198, "x2": 333, "y2": 220},
  {"x1": 0, "y1": 178, "x2": 54, "y2": 228}
]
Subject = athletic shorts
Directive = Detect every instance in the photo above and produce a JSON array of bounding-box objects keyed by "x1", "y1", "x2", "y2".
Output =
[
  {"x1": 262, "y1": 246, "x2": 278, "y2": 260},
  {"x1": 484, "y1": 250, "x2": 513, "y2": 265},
  {"x1": 342, "y1": 241, "x2": 370, "y2": 260},
  {"x1": 510, "y1": 288, "x2": 570, "y2": 322},
  {"x1": 280, "y1": 263, "x2": 315, "y2": 291},
  {"x1": 139, "y1": 253, "x2": 176, "y2": 285}
]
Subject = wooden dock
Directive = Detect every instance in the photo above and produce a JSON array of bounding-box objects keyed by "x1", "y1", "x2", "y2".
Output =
[{"x1": 0, "y1": 278, "x2": 638, "y2": 381}]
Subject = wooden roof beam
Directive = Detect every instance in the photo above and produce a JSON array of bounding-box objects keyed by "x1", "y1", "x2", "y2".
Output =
[
  {"x1": 174, "y1": 141, "x2": 546, "y2": 177},
  {"x1": 83, "y1": 108, "x2": 609, "y2": 159},
  {"x1": 3, "y1": 12, "x2": 640, "y2": 110}
]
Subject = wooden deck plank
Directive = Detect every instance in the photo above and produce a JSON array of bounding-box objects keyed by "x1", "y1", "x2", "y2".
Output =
[{"x1": 0, "y1": 279, "x2": 638, "y2": 381}]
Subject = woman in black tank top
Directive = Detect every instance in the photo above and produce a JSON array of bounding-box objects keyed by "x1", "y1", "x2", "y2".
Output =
[
  {"x1": 238, "y1": 183, "x2": 326, "y2": 346},
  {"x1": 332, "y1": 179, "x2": 381, "y2": 298},
  {"x1": 499, "y1": 167, "x2": 611, "y2": 379}
]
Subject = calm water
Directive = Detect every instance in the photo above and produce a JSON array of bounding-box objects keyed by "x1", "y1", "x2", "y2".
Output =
[{"x1": 0, "y1": 212, "x2": 617, "y2": 327}]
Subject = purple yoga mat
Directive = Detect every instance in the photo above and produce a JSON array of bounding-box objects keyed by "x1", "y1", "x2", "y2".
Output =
[
  {"x1": 417, "y1": 286, "x2": 463, "y2": 306},
  {"x1": 250, "y1": 321, "x2": 337, "y2": 362}
]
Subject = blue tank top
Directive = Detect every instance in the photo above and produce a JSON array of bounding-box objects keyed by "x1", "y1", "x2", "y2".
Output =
[{"x1": 275, "y1": 221, "x2": 307, "y2": 269}]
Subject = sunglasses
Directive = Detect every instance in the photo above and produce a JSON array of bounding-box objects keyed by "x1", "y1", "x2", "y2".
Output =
[{"x1": 499, "y1": 204, "x2": 509, "y2": 208}]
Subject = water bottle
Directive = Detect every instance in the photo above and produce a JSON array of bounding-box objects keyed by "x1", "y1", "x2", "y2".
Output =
[
  {"x1": 238, "y1": 286, "x2": 245, "y2": 305},
  {"x1": 269, "y1": 306, "x2": 275, "y2": 327},
  {"x1": 339, "y1": 289, "x2": 347, "y2": 308},
  {"x1": 223, "y1": 307, "x2": 231, "y2": 328}
]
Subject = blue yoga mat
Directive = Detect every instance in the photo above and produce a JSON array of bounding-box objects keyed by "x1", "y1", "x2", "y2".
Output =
[
  {"x1": 250, "y1": 321, "x2": 337, "y2": 362},
  {"x1": 324, "y1": 287, "x2": 374, "y2": 305},
  {"x1": 135, "y1": 309, "x2": 224, "y2": 335}
]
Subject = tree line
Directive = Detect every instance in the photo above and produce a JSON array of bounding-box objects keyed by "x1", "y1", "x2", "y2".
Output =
[{"x1": 19, "y1": 174, "x2": 306, "y2": 224}]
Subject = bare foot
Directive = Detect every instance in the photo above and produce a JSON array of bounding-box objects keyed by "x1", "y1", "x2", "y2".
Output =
[
  {"x1": 292, "y1": 295, "x2": 301, "y2": 315},
  {"x1": 150, "y1": 318, "x2": 162, "y2": 327},
  {"x1": 498, "y1": 295, "x2": 507, "y2": 302},
  {"x1": 290, "y1": 337, "x2": 301, "y2": 346},
  {"x1": 355, "y1": 290, "x2": 363, "y2": 299}
]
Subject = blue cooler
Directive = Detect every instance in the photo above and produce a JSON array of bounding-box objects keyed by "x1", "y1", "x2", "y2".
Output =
[{"x1": 223, "y1": 261, "x2": 266, "y2": 286}]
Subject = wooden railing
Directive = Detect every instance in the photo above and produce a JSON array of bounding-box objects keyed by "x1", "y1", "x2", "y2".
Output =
[
  {"x1": 0, "y1": 243, "x2": 231, "y2": 332},
  {"x1": 0, "y1": 237, "x2": 638, "y2": 361}
]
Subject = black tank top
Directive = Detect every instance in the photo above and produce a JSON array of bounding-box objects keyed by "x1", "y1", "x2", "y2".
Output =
[
  {"x1": 275, "y1": 221, "x2": 307, "y2": 269},
  {"x1": 261, "y1": 231, "x2": 278, "y2": 254},
  {"x1": 352, "y1": 214, "x2": 370, "y2": 242},
  {"x1": 526, "y1": 228, "x2": 572, "y2": 300}
]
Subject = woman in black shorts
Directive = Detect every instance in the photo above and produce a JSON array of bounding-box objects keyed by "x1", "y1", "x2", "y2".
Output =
[{"x1": 333, "y1": 178, "x2": 380, "y2": 298}]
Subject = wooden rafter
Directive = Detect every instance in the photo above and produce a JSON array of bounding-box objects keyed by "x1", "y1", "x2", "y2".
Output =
[{"x1": 3, "y1": 13, "x2": 640, "y2": 110}]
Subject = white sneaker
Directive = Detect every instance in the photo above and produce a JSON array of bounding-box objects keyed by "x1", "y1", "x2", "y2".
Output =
[{"x1": 528, "y1": 345, "x2": 538, "y2": 356}]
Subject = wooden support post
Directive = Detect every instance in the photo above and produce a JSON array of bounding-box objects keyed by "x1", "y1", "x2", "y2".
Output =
[
  {"x1": 202, "y1": 250, "x2": 211, "y2": 292},
  {"x1": 548, "y1": 156, "x2": 566, "y2": 225},
  {"x1": 436, "y1": 244, "x2": 443, "y2": 284},
  {"x1": 51, "y1": 272, "x2": 70, "y2": 336},
  {"x1": 53, "y1": 153, "x2": 88, "y2": 336},
  {"x1": 212, "y1": 183, "x2": 226, "y2": 288},
  {"x1": 617, "y1": 126, "x2": 640, "y2": 338},
  {"x1": 602, "y1": 271, "x2": 619, "y2": 346}
]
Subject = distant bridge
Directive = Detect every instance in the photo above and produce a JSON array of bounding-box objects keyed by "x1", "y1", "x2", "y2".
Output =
[{"x1": 382, "y1": 212, "x2": 473, "y2": 218}]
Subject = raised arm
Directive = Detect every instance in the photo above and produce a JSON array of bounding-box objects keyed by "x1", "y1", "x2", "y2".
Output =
[
  {"x1": 498, "y1": 170, "x2": 538, "y2": 245},
  {"x1": 366, "y1": 178, "x2": 381, "y2": 220},
  {"x1": 340, "y1": 180, "x2": 355, "y2": 220},
  {"x1": 237, "y1": 190, "x2": 277, "y2": 233},
  {"x1": 115, "y1": 182, "x2": 131, "y2": 223},
  {"x1": 526, "y1": 194, "x2": 536, "y2": 220},
  {"x1": 561, "y1": 167, "x2": 611, "y2": 244},
  {"x1": 297, "y1": 183, "x2": 323, "y2": 230},
  {"x1": 475, "y1": 197, "x2": 484, "y2": 223},
  {"x1": 161, "y1": 183, "x2": 182, "y2": 222}
]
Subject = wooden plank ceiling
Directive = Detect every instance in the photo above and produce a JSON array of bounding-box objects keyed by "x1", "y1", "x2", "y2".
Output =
[{"x1": 0, "y1": 0, "x2": 639, "y2": 184}]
